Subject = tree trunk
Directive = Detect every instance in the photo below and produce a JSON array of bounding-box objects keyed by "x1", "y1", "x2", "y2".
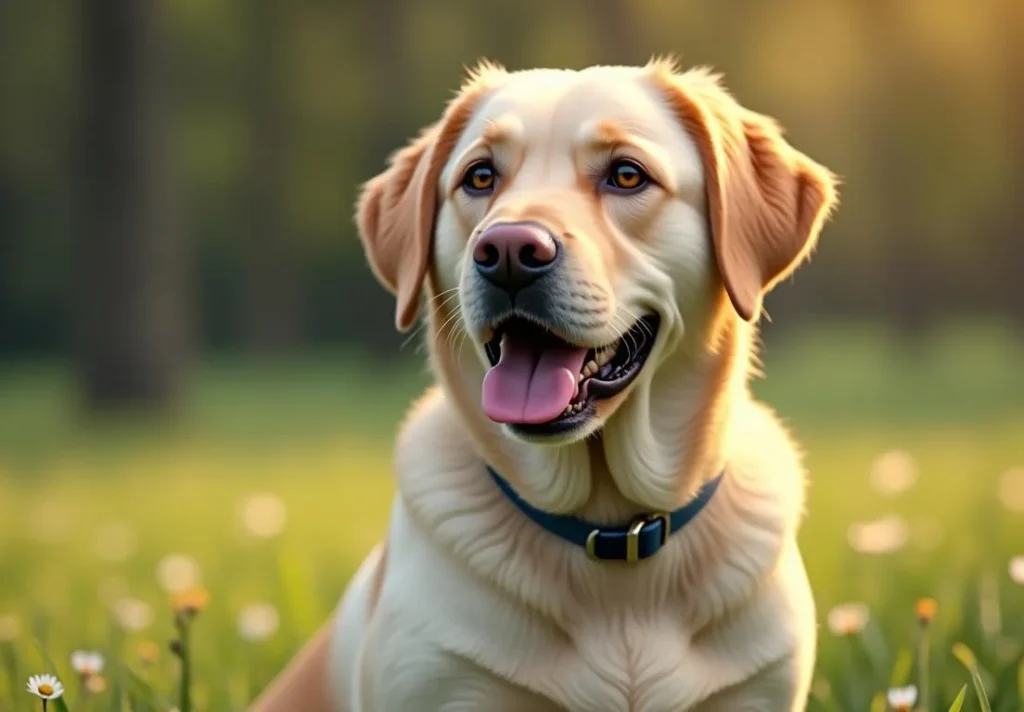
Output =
[
  {"x1": 240, "y1": 0, "x2": 303, "y2": 353},
  {"x1": 76, "y1": 0, "x2": 188, "y2": 410},
  {"x1": 586, "y1": 0, "x2": 641, "y2": 66},
  {"x1": 352, "y1": 0, "x2": 414, "y2": 358},
  {"x1": 996, "y1": 2, "x2": 1024, "y2": 332},
  {"x1": 858, "y1": 1, "x2": 932, "y2": 345}
]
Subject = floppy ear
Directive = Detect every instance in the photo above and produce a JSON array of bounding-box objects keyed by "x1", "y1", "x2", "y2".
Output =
[
  {"x1": 355, "y1": 125, "x2": 441, "y2": 332},
  {"x1": 355, "y1": 61, "x2": 505, "y2": 332},
  {"x1": 653, "y1": 66, "x2": 839, "y2": 321}
]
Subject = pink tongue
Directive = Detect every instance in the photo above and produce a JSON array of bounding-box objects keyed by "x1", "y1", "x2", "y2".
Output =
[{"x1": 482, "y1": 335, "x2": 589, "y2": 424}]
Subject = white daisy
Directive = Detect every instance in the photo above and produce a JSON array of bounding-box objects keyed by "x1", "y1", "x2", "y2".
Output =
[
  {"x1": 0, "y1": 614, "x2": 20, "y2": 642},
  {"x1": 887, "y1": 684, "x2": 917, "y2": 710},
  {"x1": 70, "y1": 650, "x2": 105, "y2": 677},
  {"x1": 112, "y1": 597, "x2": 154, "y2": 632},
  {"x1": 156, "y1": 553, "x2": 201, "y2": 594},
  {"x1": 26, "y1": 673, "x2": 64, "y2": 700},
  {"x1": 869, "y1": 449, "x2": 918, "y2": 496},
  {"x1": 240, "y1": 493, "x2": 287, "y2": 540},
  {"x1": 847, "y1": 514, "x2": 909, "y2": 555},
  {"x1": 826, "y1": 602, "x2": 869, "y2": 636},
  {"x1": 238, "y1": 602, "x2": 280, "y2": 642},
  {"x1": 997, "y1": 467, "x2": 1024, "y2": 512},
  {"x1": 1009, "y1": 555, "x2": 1024, "y2": 585}
]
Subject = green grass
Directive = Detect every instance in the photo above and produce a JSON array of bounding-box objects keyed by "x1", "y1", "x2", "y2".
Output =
[{"x1": 1, "y1": 323, "x2": 1023, "y2": 711}]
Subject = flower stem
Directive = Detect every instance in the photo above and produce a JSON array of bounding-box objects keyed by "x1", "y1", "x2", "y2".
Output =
[
  {"x1": 176, "y1": 618, "x2": 192, "y2": 712},
  {"x1": 917, "y1": 626, "x2": 930, "y2": 711}
]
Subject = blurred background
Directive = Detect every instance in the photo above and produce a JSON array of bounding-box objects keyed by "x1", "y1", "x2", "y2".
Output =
[{"x1": 1, "y1": 1, "x2": 1023, "y2": 710}]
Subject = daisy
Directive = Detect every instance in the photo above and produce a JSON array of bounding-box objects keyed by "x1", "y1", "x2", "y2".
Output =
[
  {"x1": 869, "y1": 449, "x2": 918, "y2": 496},
  {"x1": 997, "y1": 467, "x2": 1024, "y2": 512},
  {"x1": 240, "y1": 493, "x2": 287, "y2": 540},
  {"x1": 826, "y1": 602, "x2": 869, "y2": 636},
  {"x1": 113, "y1": 596, "x2": 154, "y2": 632},
  {"x1": 26, "y1": 674, "x2": 64, "y2": 709},
  {"x1": 847, "y1": 515, "x2": 909, "y2": 555},
  {"x1": 70, "y1": 649, "x2": 105, "y2": 677},
  {"x1": 238, "y1": 602, "x2": 280, "y2": 642},
  {"x1": 887, "y1": 684, "x2": 917, "y2": 711},
  {"x1": 156, "y1": 553, "x2": 202, "y2": 594},
  {"x1": 0, "y1": 614, "x2": 20, "y2": 642},
  {"x1": 1010, "y1": 556, "x2": 1024, "y2": 585}
]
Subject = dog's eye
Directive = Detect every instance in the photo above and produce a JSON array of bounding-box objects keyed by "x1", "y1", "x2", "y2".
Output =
[
  {"x1": 605, "y1": 159, "x2": 649, "y2": 193},
  {"x1": 461, "y1": 160, "x2": 497, "y2": 195}
]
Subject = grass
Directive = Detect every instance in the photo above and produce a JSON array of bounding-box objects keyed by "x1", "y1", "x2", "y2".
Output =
[{"x1": 0, "y1": 322, "x2": 1023, "y2": 711}]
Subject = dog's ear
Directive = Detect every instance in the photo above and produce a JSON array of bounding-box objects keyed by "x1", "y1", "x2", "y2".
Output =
[
  {"x1": 651, "y1": 65, "x2": 839, "y2": 321},
  {"x1": 355, "y1": 61, "x2": 505, "y2": 332}
]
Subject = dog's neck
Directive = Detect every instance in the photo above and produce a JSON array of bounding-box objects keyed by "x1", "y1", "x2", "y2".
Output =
[{"x1": 429, "y1": 294, "x2": 750, "y2": 523}]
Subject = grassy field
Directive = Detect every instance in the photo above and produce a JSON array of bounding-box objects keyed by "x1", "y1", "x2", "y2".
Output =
[{"x1": 1, "y1": 323, "x2": 1023, "y2": 711}]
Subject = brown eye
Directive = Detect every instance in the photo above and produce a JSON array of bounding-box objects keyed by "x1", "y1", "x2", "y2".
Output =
[
  {"x1": 606, "y1": 159, "x2": 649, "y2": 192},
  {"x1": 462, "y1": 160, "x2": 497, "y2": 194}
]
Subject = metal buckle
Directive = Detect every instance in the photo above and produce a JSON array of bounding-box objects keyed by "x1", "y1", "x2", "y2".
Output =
[
  {"x1": 586, "y1": 512, "x2": 672, "y2": 563},
  {"x1": 626, "y1": 512, "x2": 671, "y2": 563},
  {"x1": 585, "y1": 529, "x2": 600, "y2": 561}
]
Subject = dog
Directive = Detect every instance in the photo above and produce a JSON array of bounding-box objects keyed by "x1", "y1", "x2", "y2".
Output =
[{"x1": 251, "y1": 58, "x2": 838, "y2": 712}]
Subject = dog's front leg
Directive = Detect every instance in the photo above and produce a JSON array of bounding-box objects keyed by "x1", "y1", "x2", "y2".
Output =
[{"x1": 694, "y1": 652, "x2": 812, "y2": 712}]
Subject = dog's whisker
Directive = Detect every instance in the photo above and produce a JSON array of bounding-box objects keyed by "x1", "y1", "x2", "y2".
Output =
[
  {"x1": 397, "y1": 290, "x2": 462, "y2": 351},
  {"x1": 445, "y1": 313, "x2": 468, "y2": 350},
  {"x1": 621, "y1": 306, "x2": 656, "y2": 340},
  {"x1": 436, "y1": 307, "x2": 467, "y2": 349},
  {"x1": 400, "y1": 320, "x2": 429, "y2": 351},
  {"x1": 426, "y1": 290, "x2": 463, "y2": 321},
  {"x1": 611, "y1": 313, "x2": 638, "y2": 363}
]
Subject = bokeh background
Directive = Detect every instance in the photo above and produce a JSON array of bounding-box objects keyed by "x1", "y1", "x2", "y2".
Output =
[{"x1": 1, "y1": 1, "x2": 1023, "y2": 710}]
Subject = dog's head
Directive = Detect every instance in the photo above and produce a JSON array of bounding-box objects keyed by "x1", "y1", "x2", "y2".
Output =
[{"x1": 356, "y1": 60, "x2": 837, "y2": 452}]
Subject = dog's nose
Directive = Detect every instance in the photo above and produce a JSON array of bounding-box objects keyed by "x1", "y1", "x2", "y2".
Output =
[{"x1": 473, "y1": 222, "x2": 560, "y2": 291}]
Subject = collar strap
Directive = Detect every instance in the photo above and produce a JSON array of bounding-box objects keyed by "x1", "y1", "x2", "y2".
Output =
[{"x1": 485, "y1": 466, "x2": 724, "y2": 564}]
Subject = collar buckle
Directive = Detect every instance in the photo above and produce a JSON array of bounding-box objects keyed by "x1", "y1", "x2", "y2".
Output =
[{"x1": 585, "y1": 511, "x2": 672, "y2": 563}]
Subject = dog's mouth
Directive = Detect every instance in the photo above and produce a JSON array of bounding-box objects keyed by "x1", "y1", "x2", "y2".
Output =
[{"x1": 481, "y1": 314, "x2": 661, "y2": 436}]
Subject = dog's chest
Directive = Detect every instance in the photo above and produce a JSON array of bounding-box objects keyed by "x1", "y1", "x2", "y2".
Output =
[
  {"x1": 369, "y1": 610, "x2": 729, "y2": 712},
  {"x1": 549, "y1": 618, "x2": 724, "y2": 712}
]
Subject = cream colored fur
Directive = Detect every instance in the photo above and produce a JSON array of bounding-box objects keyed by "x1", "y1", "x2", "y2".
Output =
[{"x1": 251, "y1": 60, "x2": 836, "y2": 712}]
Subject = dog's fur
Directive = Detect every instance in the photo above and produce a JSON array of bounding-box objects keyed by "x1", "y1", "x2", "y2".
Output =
[{"x1": 251, "y1": 59, "x2": 838, "y2": 712}]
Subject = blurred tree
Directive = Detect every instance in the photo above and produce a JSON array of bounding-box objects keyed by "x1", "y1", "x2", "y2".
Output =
[
  {"x1": 586, "y1": 0, "x2": 642, "y2": 65},
  {"x1": 362, "y1": 0, "x2": 413, "y2": 175},
  {"x1": 75, "y1": 0, "x2": 189, "y2": 409},
  {"x1": 240, "y1": 0, "x2": 304, "y2": 353},
  {"x1": 0, "y1": 0, "x2": 1021, "y2": 360},
  {"x1": 995, "y1": 0, "x2": 1024, "y2": 331},
  {"x1": 345, "y1": 0, "x2": 419, "y2": 357},
  {"x1": 858, "y1": 0, "x2": 934, "y2": 344}
]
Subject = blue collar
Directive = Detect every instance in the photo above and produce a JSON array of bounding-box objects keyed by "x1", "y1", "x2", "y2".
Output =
[{"x1": 485, "y1": 466, "x2": 725, "y2": 564}]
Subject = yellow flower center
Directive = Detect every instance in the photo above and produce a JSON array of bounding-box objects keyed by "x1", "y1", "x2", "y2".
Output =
[{"x1": 38, "y1": 683, "x2": 53, "y2": 696}]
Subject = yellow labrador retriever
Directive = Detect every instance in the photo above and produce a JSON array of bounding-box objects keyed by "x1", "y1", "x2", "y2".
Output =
[{"x1": 252, "y1": 59, "x2": 838, "y2": 712}]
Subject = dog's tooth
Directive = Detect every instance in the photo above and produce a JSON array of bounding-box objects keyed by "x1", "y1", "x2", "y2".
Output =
[
  {"x1": 582, "y1": 361, "x2": 598, "y2": 377},
  {"x1": 596, "y1": 343, "x2": 617, "y2": 366}
]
